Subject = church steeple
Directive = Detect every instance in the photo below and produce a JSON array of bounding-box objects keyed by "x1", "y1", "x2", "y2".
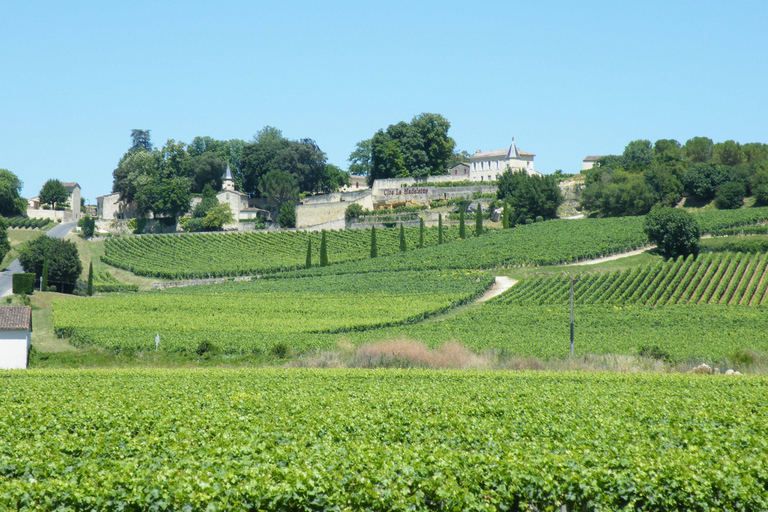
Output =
[
  {"x1": 506, "y1": 137, "x2": 520, "y2": 159},
  {"x1": 222, "y1": 164, "x2": 235, "y2": 192}
]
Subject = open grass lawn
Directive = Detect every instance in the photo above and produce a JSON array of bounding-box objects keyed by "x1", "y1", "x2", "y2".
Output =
[{"x1": 0, "y1": 228, "x2": 46, "y2": 270}]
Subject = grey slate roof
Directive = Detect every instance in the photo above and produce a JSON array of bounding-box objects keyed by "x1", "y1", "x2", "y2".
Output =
[
  {"x1": 0, "y1": 306, "x2": 32, "y2": 330},
  {"x1": 222, "y1": 165, "x2": 234, "y2": 181}
]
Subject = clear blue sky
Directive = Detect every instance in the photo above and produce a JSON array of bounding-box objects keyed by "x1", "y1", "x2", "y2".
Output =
[{"x1": 2, "y1": 0, "x2": 766, "y2": 203}]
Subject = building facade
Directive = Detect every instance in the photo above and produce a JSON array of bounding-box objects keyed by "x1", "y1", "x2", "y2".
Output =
[
  {"x1": 468, "y1": 139, "x2": 537, "y2": 182},
  {"x1": 0, "y1": 306, "x2": 32, "y2": 370}
]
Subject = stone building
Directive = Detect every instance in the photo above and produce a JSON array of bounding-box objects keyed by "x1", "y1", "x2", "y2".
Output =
[
  {"x1": 0, "y1": 306, "x2": 32, "y2": 370},
  {"x1": 468, "y1": 139, "x2": 538, "y2": 181}
]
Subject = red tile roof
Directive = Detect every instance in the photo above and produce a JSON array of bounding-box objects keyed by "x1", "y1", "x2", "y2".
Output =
[{"x1": 0, "y1": 306, "x2": 32, "y2": 330}]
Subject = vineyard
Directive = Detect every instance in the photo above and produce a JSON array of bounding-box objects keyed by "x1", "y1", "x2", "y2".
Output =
[
  {"x1": 53, "y1": 271, "x2": 494, "y2": 353},
  {"x1": 500, "y1": 252, "x2": 768, "y2": 307},
  {"x1": 101, "y1": 226, "x2": 465, "y2": 279},
  {"x1": 2, "y1": 369, "x2": 767, "y2": 511}
]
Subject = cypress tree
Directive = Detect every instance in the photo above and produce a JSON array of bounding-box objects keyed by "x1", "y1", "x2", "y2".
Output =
[
  {"x1": 41, "y1": 259, "x2": 49, "y2": 290},
  {"x1": 475, "y1": 204, "x2": 483, "y2": 237},
  {"x1": 459, "y1": 210, "x2": 466, "y2": 239},
  {"x1": 438, "y1": 214, "x2": 443, "y2": 244},
  {"x1": 319, "y1": 230, "x2": 328, "y2": 267},
  {"x1": 399, "y1": 223, "x2": 406, "y2": 252},
  {"x1": 418, "y1": 217, "x2": 424, "y2": 248},
  {"x1": 370, "y1": 226, "x2": 378, "y2": 258},
  {"x1": 503, "y1": 202, "x2": 510, "y2": 229},
  {"x1": 305, "y1": 237, "x2": 312, "y2": 269},
  {"x1": 87, "y1": 261, "x2": 94, "y2": 296}
]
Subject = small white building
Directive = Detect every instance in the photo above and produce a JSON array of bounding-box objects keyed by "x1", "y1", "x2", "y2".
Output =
[
  {"x1": 468, "y1": 139, "x2": 538, "y2": 182},
  {"x1": 0, "y1": 306, "x2": 32, "y2": 370},
  {"x1": 340, "y1": 174, "x2": 369, "y2": 192},
  {"x1": 62, "y1": 182, "x2": 82, "y2": 216},
  {"x1": 447, "y1": 162, "x2": 470, "y2": 178},
  {"x1": 582, "y1": 156, "x2": 604, "y2": 170}
]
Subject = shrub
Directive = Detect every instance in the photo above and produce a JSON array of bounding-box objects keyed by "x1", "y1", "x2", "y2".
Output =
[
  {"x1": 277, "y1": 202, "x2": 296, "y2": 228},
  {"x1": 270, "y1": 342, "x2": 289, "y2": 358},
  {"x1": 535, "y1": 216, "x2": 544, "y2": 223},
  {"x1": 196, "y1": 340, "x2": 220, "y2": 357},
  {"x1": 12, "y1": 273, "x2": 35, "y2": 294},
  {"x1": 525, "y1": 218, "x2": 534, "y2": 225},
  {"x1": 48, "y1": 285, "x2": 57, "y2": 293},
  {"x1": 644, "y1": 207, "x2": 700, "y2": 259},
  {"x1": 345, "y1": 203, "x2": 365, "y2": 222},
  {"x1": 715, "y1": 181, "x2": 746, "y2": 210},
  {"x1": 127, "y1": 218, "x2": 147, "y2": 234}
]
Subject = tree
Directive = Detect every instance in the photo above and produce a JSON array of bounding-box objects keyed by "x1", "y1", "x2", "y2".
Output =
[
  {"x1": 18, "y1": 237, "x2": 82, "y2": 293},
  {"x1": 87, "y1": 262, "x2": 93, "y2": 296},
  {"x1": 438, "y1": 214, "x2": 443, "y2": 244},
  {"x1": 277, "y1": 201, "x2": 296, "y2": 228},
  {"x1": 41, "y1": 258, "x2": 49, "y2": 290},
  {"x1": 712, "y1": 140, "x2": 745, "y2": 167},
  {"x1": 319, "y1": 231, "x2": 328, "y2": 266},
  {"x1": 345, "y1": 203, "x2": 364, "y2": 222},
  {"x1": 305, "y1": 238, "x2": 312, "y2": 269},
  {"x1": 497, "y1": 170, "x2": 563, "y2": 220},
  {"x1": 129, "y1": 129, "x2": 153, "y2": 153},
  {"x1": 475, "y1": 204, "x2": 483, "y2": 236},
  {"x1": 370, "y1": 226, "x2": 377, "y2": 258},
  {"x1": 112, "y1": 150, "x2": 158, "y2": 204},
  {"x1": 683, "y1": 163, "x2": 732, "y2": 201},
  {"x1": 368, "y1": 113, "x2": 455, "y2": 184},
  {"x1": 153, "y1": 177, "x2": 192, "y2": 220},
  {"x1": 78, "y1": 215, "x2": 96, "y2": 238},
  {"x1": 317, "y1": 164, "x2": 351, "y2": 194},
  {"x1": 622, "y1": 140, "x2": 654, "y2": 171},
  {"x1": 502, "y1": 202, "x2": 510, "y2": 229},
  {"x1": 644, "y1": 207, "x2": 700, "y2": 259},
  {"x1": 0, "y1": 170, "x2": 26, "y2": 217},
  {"x1": 459, "y1": 210, "x2": 466, "y2": 239},
  {"x1": 348, "y1": 139, "x2": 372, "y2": 176},
  {"x1": 259, "y1": 169, "x2": 299, "y2": 210},
  {"x1": 202, "y1": 203, "x2": 234, "y2": 230},
  {"x1": 187, "y1": 152, "x2": 227, "y2": 193},
  {"x1": 682, "y1": 137, "x2": 713, "y2": 163},
  {"x1": 39, "y1": 179, "x2": 69, "y2": 208},
  {"x1": 715, "y1": 181, "x2": 746, "y2": 210},
  {"x1": 419, "y1": 218, "x2": 424, "y2": 248},
  {"x1": 399, "y1": 223, "x2": 406, "y2": 252}
]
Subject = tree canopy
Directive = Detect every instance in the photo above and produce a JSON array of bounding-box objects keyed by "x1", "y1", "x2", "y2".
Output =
[
  {"x1": 581, "y1": 137, "x2": 768, "y2": 216},
  {"x1": 643, "y1": 207, "x2": 700, "y2": 259},
  {"x1": 39, "y1": 179, "x2": 69, "y2": 207},
  {"x1": 365, "y1": 113, "x2": 456, "y2": 185},
  {"x1": 496, "y1": 170, "x2": 563, "y2": 221},
  {"x1": 0, "y1": 169, "x2": 26, "y2": 217},
  {"x1": 18, "y1": 237, "x2": 83, "y2": 293}
]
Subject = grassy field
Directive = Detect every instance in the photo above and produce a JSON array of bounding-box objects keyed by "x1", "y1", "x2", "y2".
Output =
[{"x1": 0, "y1": 227, "x2": 47, "y2": 270}]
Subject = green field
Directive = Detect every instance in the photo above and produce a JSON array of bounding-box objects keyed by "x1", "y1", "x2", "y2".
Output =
[
  {"x1": 2, "y1": 369, "x2": 766, "y2": 511},
  {"x1": 53, "y1": 271, "x2": 494, "y2": 353}
]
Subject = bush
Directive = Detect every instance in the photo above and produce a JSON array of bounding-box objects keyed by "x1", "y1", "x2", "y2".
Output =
[
  {"x1": 345, "y1": 203, "x2": 365, "y2": 222},
  {"x1": 18, "y1": 237, "x2": 82, "y2": 294},
  {"x1": 12, "y1": 273, "x2": 35, "y2": 294},
  {"x1": 196, "y1": 340, "x2": 220, "y2": 357},
  {"x1": 277, "y1": 202, "x2": 296, "y2": 228},
  {"x1": 644, "y1": 207, "x2": 700, "y2": 259},
  {"x1": 535, "y1": 216, "x2": 544, "y2": 223},
  {"x1": 270, "y1": 342, "x2": 289, "y2": 358},
  {"x1": 48, "y1": 285, "x2": 57, "y2": 293},
  {"x1": 180, "y1": 217, "x2": 206, "y2": 232},
  {"x1": 715, "y1": 181, "x2": 746, "y2": 210},
  {"x1": 127, "y1": 218, "x2": 147, "y2": 234}
]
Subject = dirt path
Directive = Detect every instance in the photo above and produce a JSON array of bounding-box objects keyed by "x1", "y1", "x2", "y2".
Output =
[
  {"x1": 566, "y1": 246, "x2": 655, "y2": 266},
  {"x1": 477, "y1": 276, "x2": 517, "y2": 302}
]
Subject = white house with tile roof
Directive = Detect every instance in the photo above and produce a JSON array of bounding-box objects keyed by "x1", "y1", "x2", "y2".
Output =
[
  {"x1": 0, "y1": 306, "x2": 32, "y2": 370},
  {"x1": 468, "y1": 139, "x2": 538, "y2": 182}
]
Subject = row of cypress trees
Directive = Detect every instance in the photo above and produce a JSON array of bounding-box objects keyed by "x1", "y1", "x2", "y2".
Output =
[{"x1": 303, "y1": 208, "x2": 489, "y2": 270}]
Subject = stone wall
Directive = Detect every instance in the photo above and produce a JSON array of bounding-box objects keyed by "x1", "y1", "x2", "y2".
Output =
[
  {"x1": 26, "y1": 209, "x2": 79, "y2": 222},
  {"x1": 295, "y1": 190, "x2": 373, "y2": 229}
]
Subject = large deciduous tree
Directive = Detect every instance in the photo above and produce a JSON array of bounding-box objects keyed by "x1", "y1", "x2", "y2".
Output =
[
  {"x1": 0, "y1": 169, "x2": 27, "y2": 217},
  {"x1": 18, "y1": 237, "x2": 83, "y2": 293},
  {"x1": 258, "y1": 169, "x2": 299, "y2": 210},
  {"x1": 367, "y1": 113, "x2": 455, "y2": 185},
  {"x1": 497, "y1": 170, "x2": 563, "y2": 220},
  {"x1": 39, "y1": 179, "x2": 69, "y2": 207},
  {"x1": 187, "y1": 152, "x2": 227, "y2": 193}
]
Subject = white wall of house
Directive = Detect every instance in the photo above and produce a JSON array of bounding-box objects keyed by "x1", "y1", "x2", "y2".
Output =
[{"x1": 0, "y1": 329, "x2": 31, "y2": 370}]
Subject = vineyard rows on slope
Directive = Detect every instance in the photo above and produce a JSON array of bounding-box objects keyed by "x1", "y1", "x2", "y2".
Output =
[{"x1": 499, "y1": 252, "x2": 768, "y2": 307}]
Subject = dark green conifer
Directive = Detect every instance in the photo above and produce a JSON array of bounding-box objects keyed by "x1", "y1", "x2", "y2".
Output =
[
  {"x1": 370, "y1": 226, "x2": 378, "y2": 258},
  {"x1": 438, "y1": 214, "x2": 443, "y2": 244},
  {"x1": 320, "y1": 231, "x2": 328, "y2": 267},
  {"x1": 305, "y1": 237, "x2": 312, "y2": 269},
  {"x1": 87, "y1": 261, "x2": 93, "y2": 296},
  {"x1": 475, "y1": 204, "x2": 483, "y2": 237},
  {"x1": 399, "y1": 223, "x2": 406, "y2": 252},
  {"x1": 459, "y1": 210, "x2": 466, "y2": 239},
  {"x1": 419, "y1": 218, "x2": 424, "y2": 248}
]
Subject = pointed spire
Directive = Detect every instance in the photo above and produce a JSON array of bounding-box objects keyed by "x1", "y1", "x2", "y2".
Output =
[
  {"x1": 507, "y1": 137, "x2": 520, "y2": 159},
  {"x1": 222, "y1": 164, "x2": 234, "y2": 181}
]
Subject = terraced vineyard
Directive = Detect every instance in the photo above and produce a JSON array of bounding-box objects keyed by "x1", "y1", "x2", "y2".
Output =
[
  {"x1": 2, "y1": 370, "x2": 767, "y2": 511},
  {"x1": 53, "y1": 271, "x2": 494, "y2": 353},
  {"x1": 501, "y1": 252, "x2": 768, "y2": 307},
  {"x1": 101, "y1": 226, "x2": 464, "y2": 279}
]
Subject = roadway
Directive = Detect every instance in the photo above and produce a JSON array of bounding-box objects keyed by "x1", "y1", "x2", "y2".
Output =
[{"x1": 0, "y1": 221, "x2": 77, "y2": 297}]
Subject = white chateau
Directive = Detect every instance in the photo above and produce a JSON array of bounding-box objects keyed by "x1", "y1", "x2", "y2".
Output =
[{"x1": 467, "y1": 139, "x2": 538, "y2": 181}]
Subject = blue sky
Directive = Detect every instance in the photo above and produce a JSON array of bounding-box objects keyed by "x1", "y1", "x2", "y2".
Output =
[{"x1": 2, "y1": 0, "x2": 766, "y2": 203}]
